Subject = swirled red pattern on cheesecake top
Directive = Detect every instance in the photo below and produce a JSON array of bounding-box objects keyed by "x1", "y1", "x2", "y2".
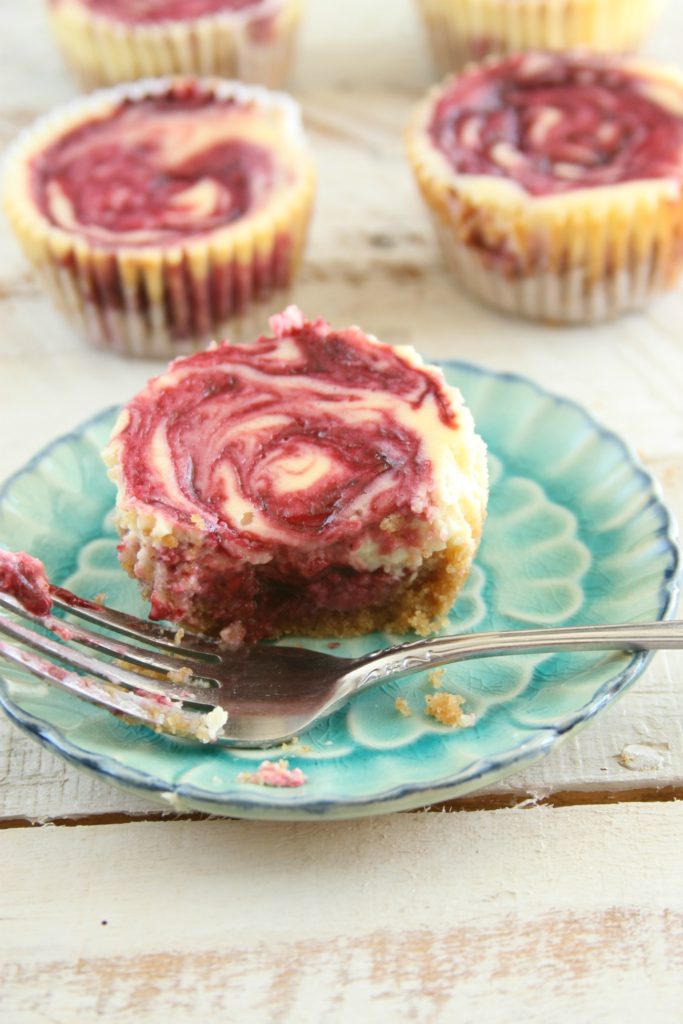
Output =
[
  {"x1": 50, "y1": 0, "x2": 264, "y2": 23},
  {"x1": 429, "y1": 53, "x2": 683, "y2": 196},
  {"x1": 112, "y1": 307, "x2": 456, "y2": 553},
  {"x1": 30, "y1": 88, "x2": 281, "y2": 247}
]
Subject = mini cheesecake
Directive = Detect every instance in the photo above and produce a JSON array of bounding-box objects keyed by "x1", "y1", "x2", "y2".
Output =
[
  {"x1": 4, "y1": 78, "x2": 315, "y2": 356},
  {"x1": 103, "y1": 307, "x2": 489, "y2": 643},
  {"x1": 415, "y1": 0, "x2": 668, "y2": 74},
  {"x1": 47, "y1": 0, "x2": 303, "y2": 89},
  {"x1": 407, "y1": 52, "x2": 683, "y2": 322}
]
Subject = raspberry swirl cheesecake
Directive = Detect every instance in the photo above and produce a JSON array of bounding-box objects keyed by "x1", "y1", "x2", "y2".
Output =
[
  {"x1": 416, "y1": 0, "x2": 667, "y2": 74},
  {"x1": 103, "y1": 308, "x2": 488, "y2": 644},
  {"x1": 47, "y1": 0, "x2": 302, "y2": 89},
  {"x1": 3, "y1": 78, "x2": 315, "y2": 356},
  {"x1": 407, "y1": 52, "x2": 683, "y2": 322}
]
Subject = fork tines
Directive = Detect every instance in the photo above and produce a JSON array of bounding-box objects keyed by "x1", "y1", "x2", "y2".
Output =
[{"x1": 0, "y1": 589, "x2": 227, "y2": 743}]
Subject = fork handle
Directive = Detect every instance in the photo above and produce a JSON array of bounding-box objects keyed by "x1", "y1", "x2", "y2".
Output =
[{"x1": 350, "y1": 620, "x2": 683, "y2": 689}]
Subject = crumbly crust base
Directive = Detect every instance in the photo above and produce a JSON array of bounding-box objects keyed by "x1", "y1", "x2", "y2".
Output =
[
  {"x1": 125, "y1": 531, "x2": 482, "y2": 641},
  {"x1": 275, "y1": 536, "x2": 481, "y2": 639}
]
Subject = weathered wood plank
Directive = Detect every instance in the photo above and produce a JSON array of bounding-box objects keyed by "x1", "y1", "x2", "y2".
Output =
[{"x1": 2, "y1": 804, "x2": 682, "y2": 1022}]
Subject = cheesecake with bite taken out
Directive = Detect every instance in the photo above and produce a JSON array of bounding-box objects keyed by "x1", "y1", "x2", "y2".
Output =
[{"x1": 103, "y1": 308, "x2": 489, "y2": 644}]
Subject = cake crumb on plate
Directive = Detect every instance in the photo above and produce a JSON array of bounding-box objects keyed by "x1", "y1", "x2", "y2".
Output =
[
  {"x1": 395, "y1": 697, "x2": 411, "y2": 717},
  {"x1": 425, "y1": 692, "x2": 475, "y2": 728},
  {"x1": 428, "y1": 668, "x2": 445, "y2": 688},
  {"x1": 280, "y1": 736, "x2": 312, "y2": 754}
]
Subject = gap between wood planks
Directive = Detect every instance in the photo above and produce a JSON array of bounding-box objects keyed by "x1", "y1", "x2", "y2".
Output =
[{"x1": 0, "y1": 785, "x2": 680, "y2": 829}]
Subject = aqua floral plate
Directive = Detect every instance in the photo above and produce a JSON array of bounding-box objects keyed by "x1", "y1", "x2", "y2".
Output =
[{"x1": 0, "y1": 362, "x2": 678, "y2": 819}]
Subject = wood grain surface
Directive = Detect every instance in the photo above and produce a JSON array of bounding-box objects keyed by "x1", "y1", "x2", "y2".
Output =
[{"x1": 3, "y1": 804, "x2": 683, "y2": 1022}]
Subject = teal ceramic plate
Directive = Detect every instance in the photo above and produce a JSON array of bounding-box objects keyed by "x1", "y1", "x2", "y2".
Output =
[{"x1": 0, "y1": 362, "x2": 678, "y2": 819}]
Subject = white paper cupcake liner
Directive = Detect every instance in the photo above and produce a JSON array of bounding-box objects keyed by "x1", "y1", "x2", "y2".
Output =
[
  {"x1": 47, "y1": 0, "x2": 303, "y2": 89},
  {"x1": 433, "y1": 216, "x2": 678, "y2": 323}
]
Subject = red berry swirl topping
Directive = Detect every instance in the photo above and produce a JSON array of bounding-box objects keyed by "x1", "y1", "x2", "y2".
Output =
[
  {"x1": 429, "y1": 53, "x2": 683, "y2": 196},
  {"x1": 51, "y1": 0, "x2": 264, "y2": 24},
  {"x1": 31, "y1": 88, "x2": 282, "y2": 247},
  {"x1": 108, "y1": 308, "x2": 463, "y2": 564}
]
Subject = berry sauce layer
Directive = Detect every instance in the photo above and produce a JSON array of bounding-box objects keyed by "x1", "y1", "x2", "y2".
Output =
[
  {"x1": 52, "y1": 0, "x2": 264, "y2": 24},
  {"x1": 429, "y1": 53, "x2": 683, "y2": 196},
  {"x1": 31, "y1": 90, "x2": 278, "y2": 247}
]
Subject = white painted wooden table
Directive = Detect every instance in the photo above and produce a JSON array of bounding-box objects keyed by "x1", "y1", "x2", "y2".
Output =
[{"x1": 1, "y1": 2, "x2": 682, "y2": 1020}]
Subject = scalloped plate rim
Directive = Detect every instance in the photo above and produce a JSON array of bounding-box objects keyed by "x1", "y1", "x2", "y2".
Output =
[{"x1": 0, "y1": 359, "x2": 679, "y2": 819}]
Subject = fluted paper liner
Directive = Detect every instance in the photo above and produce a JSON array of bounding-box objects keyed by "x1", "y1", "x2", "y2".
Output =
[
  {"x1": 3, "y1": 77, "x2": 316, "y2": 356},
  {"x1": 416, "y1": 0, "x2": 668, "y2": 74},
  {"x1": 47, "y1": 0, "x2": 303, "y2": 89}
]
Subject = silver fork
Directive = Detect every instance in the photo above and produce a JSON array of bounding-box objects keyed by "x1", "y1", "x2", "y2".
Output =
[{"x1": 0, "y1": 584, "x2": 682, "y2": 747}]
